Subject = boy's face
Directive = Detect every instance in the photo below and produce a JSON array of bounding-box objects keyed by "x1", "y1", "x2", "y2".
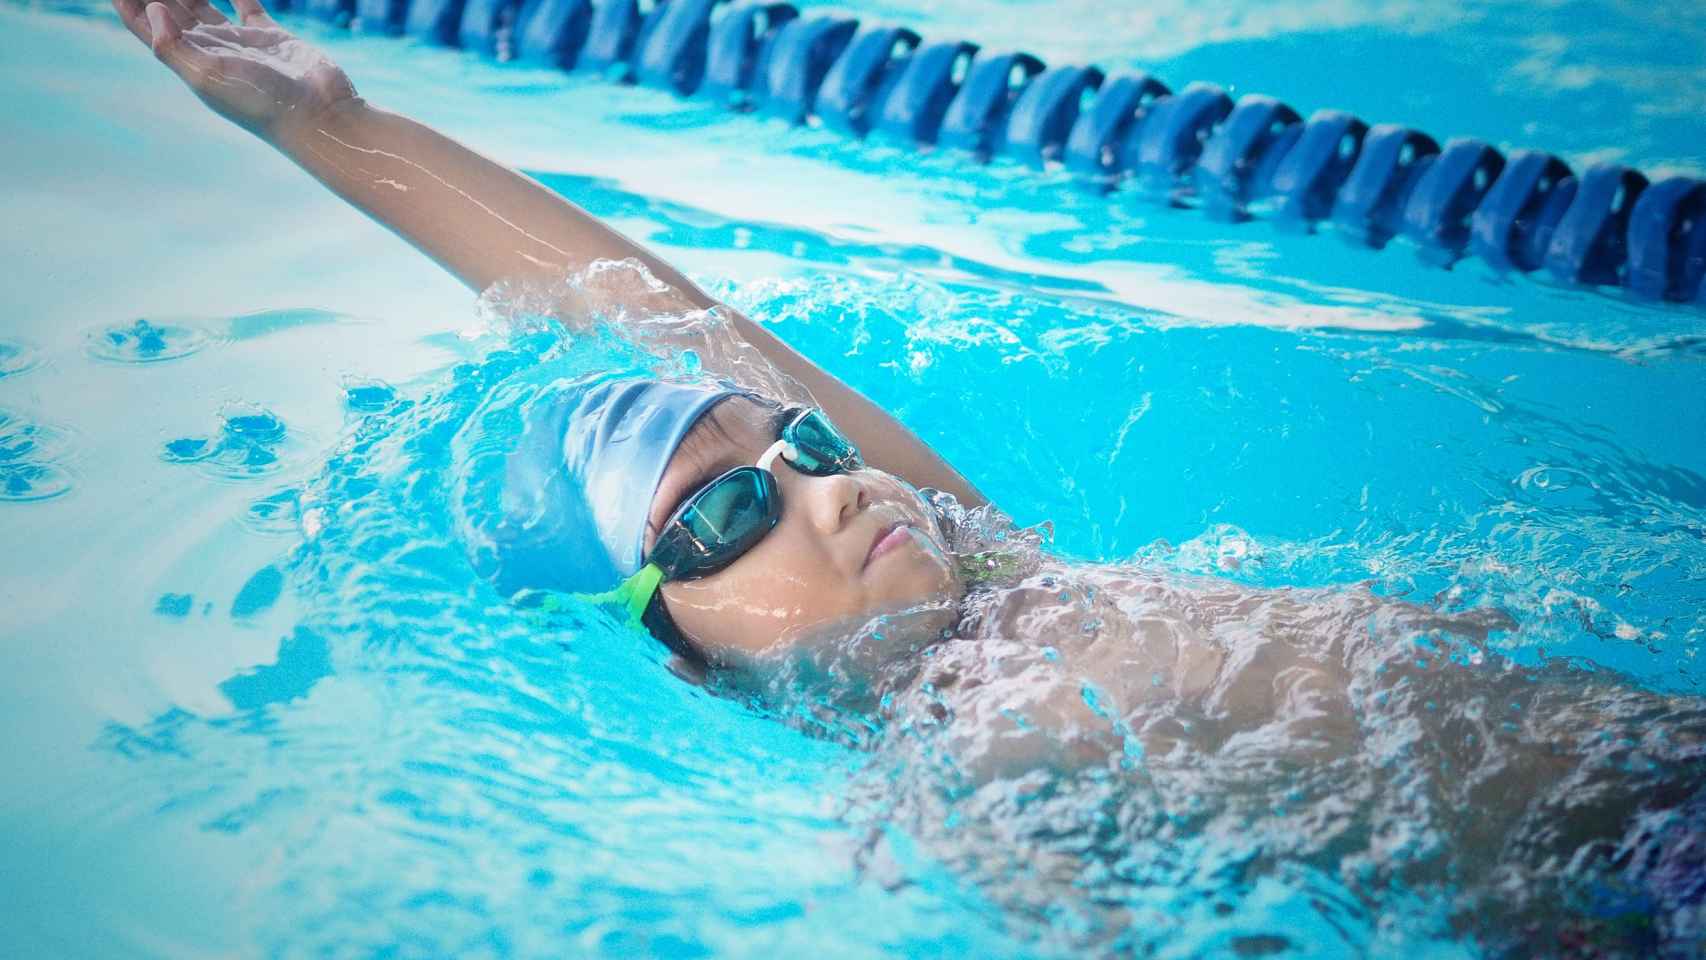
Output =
[{"x1": 643, "y1": 397, "x2": 964, "y2": 667}]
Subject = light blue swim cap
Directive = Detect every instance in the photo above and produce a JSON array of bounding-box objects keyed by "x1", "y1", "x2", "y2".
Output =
[{"x1": 477, "y1": 375, "x2": 743, "y2": 599}]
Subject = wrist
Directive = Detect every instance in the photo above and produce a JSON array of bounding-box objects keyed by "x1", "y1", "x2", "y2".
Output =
[{"x1": 271, "y1": 95, "x2": 367, "y2": 157}]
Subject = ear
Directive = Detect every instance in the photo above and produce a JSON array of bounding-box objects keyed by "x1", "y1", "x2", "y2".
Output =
[{"x1": 665, "y1": 654, "x2": 707, "y2": 686}]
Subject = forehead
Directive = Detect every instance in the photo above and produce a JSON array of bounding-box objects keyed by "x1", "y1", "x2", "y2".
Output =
[{"x1": 645, "y1": 395, "x2": 779, "y2": 539}]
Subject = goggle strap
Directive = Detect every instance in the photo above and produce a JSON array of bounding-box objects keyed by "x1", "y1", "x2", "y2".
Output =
[
  {"x1": 615, "y1": 563, "x2": 665, "y2": 623},
  {"x1": 755, "y1": 438, "x2": 792, "y2": 472},
  {"x1": 568, "y1": 562, "x2": 665, "y2": 627}
]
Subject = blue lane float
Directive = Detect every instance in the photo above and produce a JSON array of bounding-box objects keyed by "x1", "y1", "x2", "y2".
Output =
[
  {"x1": 701, "y1": 2, "x2": 794, "y2": 108},
  {"x1": 352, "y1": 0, "x2": 407, "y2": 35},
  {"x1": 1004, "y1": 65, "x2": 1103, "y2": 169},
  {"x1": 762, "y1": 14, "x2": 858, "y2": 124},
  {"x1": 1195, "y1": 94, "x2": 1301, "y2": 222},
  {"x1": 1331, "y1": 125, "x2": 1438, "y2": 249},
  {"x1": 511, "y1": 0, "x2": 592, "y2": 67},
  {"x1": 1063, "y1": 72, "x2": 1167, "y2": 176},
  {"x1": 874, "y1": 40, "x2": 975, "y2": 146},
  {"x1": 317, "y1": 0, "x2": 1705, "y2": 306},
  {"x1": 937, "y1": 51, "x2": 1041, "y2": 157},
  {"x1": 816, "y1": 25, "x2": 919, "y2": 136}
]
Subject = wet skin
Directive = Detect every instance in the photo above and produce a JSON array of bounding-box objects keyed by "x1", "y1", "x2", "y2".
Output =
[{"x1": 643, "y1": 397, "x2": 966, "y2": 666}]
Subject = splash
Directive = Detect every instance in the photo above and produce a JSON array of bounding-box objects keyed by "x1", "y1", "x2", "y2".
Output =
[
  {"x1": 473, "y1": 257, "x2": 813, "y2": 404},
  {"x1": 757, "y1": 494, "x2": 1706, "y2": 954},
  {"x1": 162, "y1": 404, "x2": 293, "y2": 480},
  {"x1": 87, "y1": 318, "x2": 215, "y2": 364},
  {"x1": 68, "y1": 263, "x2": 1706, "y2": 957},
  {"x1": 464, "y1": 264, "x2": 1706, "y2": 954}
]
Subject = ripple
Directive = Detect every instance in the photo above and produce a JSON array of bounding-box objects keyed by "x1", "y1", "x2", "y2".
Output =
[
  {"x1": 0, "y1": 409, "x2": 74, "y2": 502},
  {"x1": 0, "y1": 460, "x2": 74, "y2": 501},
  {"x1": 0, "y1": 340, "x2": 41, "y2": 379},
  {"x1": 0, "y1": 410, "x2": 71, "y2": 465},
  {"x1": 162, "y1": 406, "x2": 290, "y2": 480},
  {"x1": 244, "y1": 488, "x2": 302, "y2": 535},
  {"x1": 342, "y1": 378, "x2": 399, "y2": 414},
  {"x1": 87, "y1": 318, "x2": 215, "y2": 364}
]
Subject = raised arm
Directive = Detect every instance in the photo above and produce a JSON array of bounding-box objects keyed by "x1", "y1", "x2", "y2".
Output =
[{"x1": 114, "y1": 0, "x2": 986, "y2": 506}]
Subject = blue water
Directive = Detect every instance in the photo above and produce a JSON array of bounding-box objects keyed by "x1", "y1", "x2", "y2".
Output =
[{"x1": 2, "y1": 0, "x2": 1704, "y2": 956}]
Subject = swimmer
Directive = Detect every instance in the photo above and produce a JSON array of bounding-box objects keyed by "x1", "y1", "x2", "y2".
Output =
[{"x1": 116, "y1": 2, "x2": 1706, "y2": 953}]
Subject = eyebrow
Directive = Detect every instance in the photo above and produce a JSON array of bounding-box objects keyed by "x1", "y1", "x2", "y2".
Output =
[
  {"x1": 644, "y1": 403, "x2": 792, "y2": 539},
  {"x1": 648, "y1": 458, "x2": 723, "y2": 538}
]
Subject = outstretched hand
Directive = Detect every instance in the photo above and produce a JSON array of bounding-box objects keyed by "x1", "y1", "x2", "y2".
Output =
[{"x1": 112, "y1": 0, "x2": 357, "y2": 144}]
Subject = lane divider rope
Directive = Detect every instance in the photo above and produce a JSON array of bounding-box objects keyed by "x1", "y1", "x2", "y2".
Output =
[{"x1": 295, "y1": 0, "x2": 1706, "y2": 307}]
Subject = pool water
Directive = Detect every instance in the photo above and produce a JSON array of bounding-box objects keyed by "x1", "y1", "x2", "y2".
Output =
[{"x1": 2, "y1": 0, "x2": 1704, "y2": 956}]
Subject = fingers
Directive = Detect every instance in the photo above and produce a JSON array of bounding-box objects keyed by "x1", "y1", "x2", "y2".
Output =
[
  {"x1": 143, "y1": 2, "x2": 212, "y2": 80},
  {"x1": 112, "y1": 0, "x2": 155, "y2": 45},
  {"x1": 146, "y1": 0, "x2": 198, "y2": 31},
  {"x1": 143, "y1": 3, "x2": 180, "y2": 55},
  {"x1": 180, "y1": 0, "x2": 229, "y2": 26},
  {"x1": 113, "y1": 0, "x2": 223, "y2": 50},
  {"x1": 230, "y1": 0, "x2": 277, "y2": 27}
]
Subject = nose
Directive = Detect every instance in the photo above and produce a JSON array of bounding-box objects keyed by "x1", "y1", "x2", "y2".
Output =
[{"x1": 787, "y1": 468, "x2": 868, "y2": 536}]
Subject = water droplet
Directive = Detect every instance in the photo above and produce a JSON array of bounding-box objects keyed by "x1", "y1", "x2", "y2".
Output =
[
  {"x1": 231, "y1": 565, "x2": 284, "y2": 619},
  {"x1": 223, "y1": 411, "x2": 286, "y2": 445},
  {"x1": 163, "y1": 437, "x2": 211, "y2": 462},
  {"x1": 155, "y1": 593, "x2": 193, "y2": 617}
]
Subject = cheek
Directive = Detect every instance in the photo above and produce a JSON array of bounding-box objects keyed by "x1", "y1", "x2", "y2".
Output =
[
  {"x1": 868, "y1": 535, "x2": 958, "y2": 609},
  {"x1": 661, "y1": 542, "x2": 847, "y2": 654}
]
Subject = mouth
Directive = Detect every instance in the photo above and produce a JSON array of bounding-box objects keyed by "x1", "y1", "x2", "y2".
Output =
[{"x1": 863, "y1": 521, "x2": 912, "y2": 570}]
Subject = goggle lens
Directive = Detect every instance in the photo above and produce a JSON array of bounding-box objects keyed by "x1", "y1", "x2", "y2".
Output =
[
  {"x1": 652, "y1": 467, "x2": 778, "y2": 580},
  {"x1": 647, "y1": 407, "x2": 860, "y2": 584},
  {"x1": 784, "y1": 408, "x2": 863, "y2": 476}
]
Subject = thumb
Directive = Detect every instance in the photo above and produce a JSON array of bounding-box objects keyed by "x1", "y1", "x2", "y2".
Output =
[{"x1": 145, "y1": 3, "x2": 184, "y2": 63}]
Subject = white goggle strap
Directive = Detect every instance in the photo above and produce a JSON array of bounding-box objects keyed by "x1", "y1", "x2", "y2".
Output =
[{"x1": 756, "y1": 438, "x2": 795, "y2": 473}]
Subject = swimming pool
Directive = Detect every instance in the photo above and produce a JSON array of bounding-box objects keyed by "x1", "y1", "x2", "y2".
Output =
[{"x1": 2, "y1": 0, "x2": 1704, "y2": 955}]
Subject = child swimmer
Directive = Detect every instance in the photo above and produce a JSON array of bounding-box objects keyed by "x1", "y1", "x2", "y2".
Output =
[
  {"x1": 111, "y1": 0, "x2": 980, "y2": 673},
  {"x1": 116, "y1": 2, "x2": 1706, "y2": 952}
]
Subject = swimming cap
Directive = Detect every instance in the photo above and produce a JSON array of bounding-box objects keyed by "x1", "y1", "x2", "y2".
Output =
[{"x1": 482, "y1": 376, "x2": 743, "y2": 598}]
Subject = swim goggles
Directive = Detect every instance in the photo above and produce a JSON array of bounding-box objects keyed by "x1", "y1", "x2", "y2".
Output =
[{"x1": 607, "y1": 406, "x2": 864, "y2": 623}]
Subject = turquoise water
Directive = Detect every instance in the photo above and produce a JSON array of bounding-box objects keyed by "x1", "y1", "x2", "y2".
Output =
[{"x1": 2, "y1": 0, "x2": 1704, "y2": 956}]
